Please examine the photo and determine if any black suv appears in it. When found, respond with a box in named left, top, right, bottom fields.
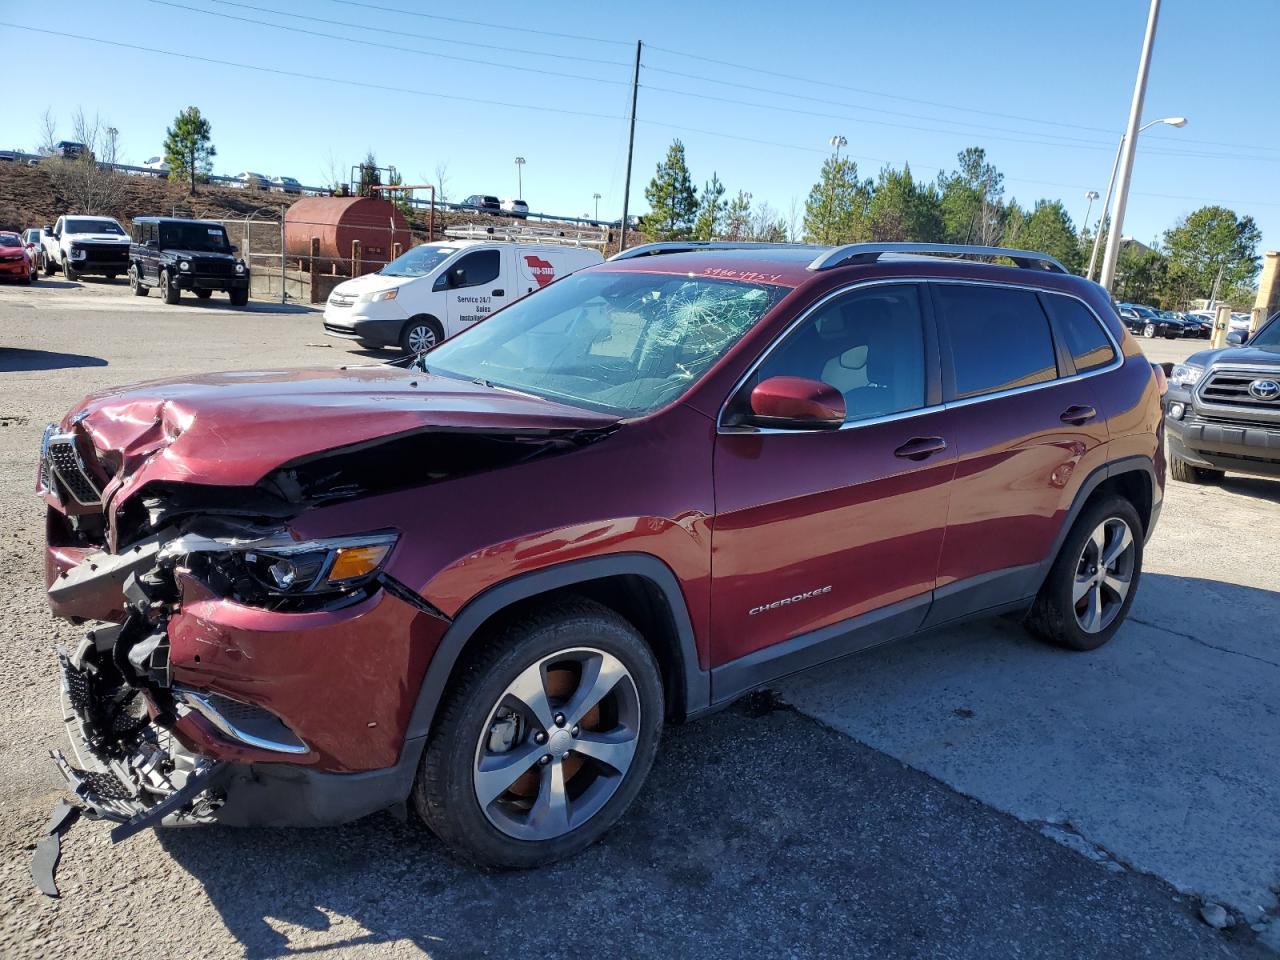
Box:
left=128, top=217, right=251, bottom=306
left=1165, top=311, right=1280, bottom=482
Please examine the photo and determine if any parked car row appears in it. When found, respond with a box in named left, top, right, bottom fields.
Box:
left=459, top=194, right=530, bottom=219
left=1116, top=302, right=1210, bottom=340
left=231, top=171, right=303, bottom=193
left=14, top=214, right=250, bottom=306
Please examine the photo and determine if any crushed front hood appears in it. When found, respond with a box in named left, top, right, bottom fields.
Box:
left=64, top=365, right=619, bottom=506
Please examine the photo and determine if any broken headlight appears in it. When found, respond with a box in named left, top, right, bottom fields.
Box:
left=165, top=531, right=398, bottom=608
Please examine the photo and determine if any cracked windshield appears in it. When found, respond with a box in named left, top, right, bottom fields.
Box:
left=424, top=270, right=785, bottom=414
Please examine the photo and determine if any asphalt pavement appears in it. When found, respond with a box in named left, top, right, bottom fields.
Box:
left=0, top=279, right=1275, bottom=959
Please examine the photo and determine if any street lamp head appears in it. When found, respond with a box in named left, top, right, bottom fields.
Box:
left=514, top=156, right=526, bottom=164
left=1086, top=190, right=1099, bottom=200
left=828, top=135, right=847, bottom=149
left=1160, top=117, right=1187, bottom=128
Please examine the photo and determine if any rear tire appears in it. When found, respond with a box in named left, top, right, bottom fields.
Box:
left=413, top=598, right=663, bottom=869
left=1170, top=455, right=1224, bottom=484
left=160, top=269, right=180, bottom=304
left=1025, top=497, right=1143, bottom=652
left=400, top=316, right=443, bottom=355
left=1143, top=322, right=1156, bottom=338
left=229, top=288, right=249, bottom=307
left=129, top=265, right=148, bottom=296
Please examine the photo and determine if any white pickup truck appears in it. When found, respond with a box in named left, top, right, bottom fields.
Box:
left=40, top=215, right=132, bottom=281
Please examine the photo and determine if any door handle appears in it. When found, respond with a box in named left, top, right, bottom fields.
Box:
left=1060, top=405, right=1097, bottom=425
left=492, top=288, right=504, bottom=296
left=893, top=437, right=947, bottom=461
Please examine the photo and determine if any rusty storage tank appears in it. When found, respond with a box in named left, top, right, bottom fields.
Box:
left=285, top=196, right=411, bottom=276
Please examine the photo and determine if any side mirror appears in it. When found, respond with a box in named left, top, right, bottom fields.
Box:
left=229, top=245, right=239, bottom=254
left=42, top=225, right=53, bottom=234
left=1226, top=330, right=1247, bottom=346
left=749, top=376, right=845, bottom=430
left=144, top=240, right=157, bottom=250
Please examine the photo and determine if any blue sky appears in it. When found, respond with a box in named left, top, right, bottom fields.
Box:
left=2, top=0, right=1277, bottom=253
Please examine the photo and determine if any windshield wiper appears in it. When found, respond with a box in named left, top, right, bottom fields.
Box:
left=470, top=377, right=546, bottom=401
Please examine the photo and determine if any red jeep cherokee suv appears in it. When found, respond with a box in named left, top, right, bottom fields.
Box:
left=41, top=242, right=1164, bottom=868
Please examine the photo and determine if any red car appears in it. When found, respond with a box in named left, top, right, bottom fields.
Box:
left=0, top=231, right=34, bottom=283
left=40, top=241, right=1164, bottom=869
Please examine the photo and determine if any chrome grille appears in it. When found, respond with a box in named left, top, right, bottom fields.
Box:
left=1199, top=369, right=1280, bottom=411
left=44, top=435, right=101, bottom=505
left=328, top=293, right=355, bottom=308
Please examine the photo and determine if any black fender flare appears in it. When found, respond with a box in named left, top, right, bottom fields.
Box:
left=1034, top=454, right=1159, bottom=588
left=402, top=552, right=710, bottom=745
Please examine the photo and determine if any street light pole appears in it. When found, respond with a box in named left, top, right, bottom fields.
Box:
left=1082, top=190, right=1099, bottom=236
left=514, top=156, right=525, bottom=199
left=1087, top=115, right=1184, bottom=282
left=1098, top=0, right=1162, bottom=293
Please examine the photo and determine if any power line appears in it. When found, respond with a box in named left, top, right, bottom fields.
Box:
left=147, top=0, right=627, bottom=86
left=317, top=0, right=630, bottom=46
left=206, top=0, right=629, bottom=68
left=1, top=24, right=627, bottom=122
left=645, top=43, right=1280, bottom=157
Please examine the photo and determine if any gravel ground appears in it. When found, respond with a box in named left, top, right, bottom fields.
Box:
left=0, top=280, right=1268, bottom=959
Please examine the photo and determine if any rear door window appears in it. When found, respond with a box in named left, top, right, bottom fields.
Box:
left=933, top=284, right=1058, bottom=399
left=1041, top=294, right=1117, bottom=374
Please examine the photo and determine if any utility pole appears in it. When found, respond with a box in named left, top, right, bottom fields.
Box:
left=593, top=192, right=601, bottom=221
left=1099, top=0, right=1161, bottom=293
left=618, top=40, right=641, bottom=252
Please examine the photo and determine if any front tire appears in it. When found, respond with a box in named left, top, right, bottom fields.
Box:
left=160, top=269, right=180, bottom=304
left=1170, top=455, right=1224, bottom=484
left=129, top=265, right=149, bottom=296
left=413, top=598, right=663, bottom=869
left=63, top=258, right=79, bottom=282
left=195, top=289, right=213, bottom=299
left=229, top=288, right=249, bottom=307
left=400, top=316, right=443, bottom=355
left=41, top=252, right=55, bottom=276
left=1025, top=497, right=1143, bottom=652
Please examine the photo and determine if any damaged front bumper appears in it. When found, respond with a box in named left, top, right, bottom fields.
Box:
left=44, top=521, right=448, bottom=836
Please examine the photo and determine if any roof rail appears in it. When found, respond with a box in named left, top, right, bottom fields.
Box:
left=608, top=240, right=800, bottom=261
left=807, top=242, right=1068, bottom=274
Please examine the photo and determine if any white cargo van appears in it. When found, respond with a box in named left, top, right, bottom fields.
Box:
left=322, top=239, right=604, bottom=353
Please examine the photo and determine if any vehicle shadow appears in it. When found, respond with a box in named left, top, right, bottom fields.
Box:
left=0, top=348, right=108, bottom=372
left=182, top=299, right=317, bottom=316
left=29, top=279, right=82, bottom=290
left=158, top=696, right=1237, bottom=960
left=1219, top=474, right=1280, bottom=505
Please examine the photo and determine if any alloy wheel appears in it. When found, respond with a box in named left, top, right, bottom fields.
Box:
left=1073, top=517, right=1135, bottom=634
left=473, top=647, right=641, bottom=841
left=406, top=323, right=436, bottom=354
left=1143, top=323, right=1156, bottom=338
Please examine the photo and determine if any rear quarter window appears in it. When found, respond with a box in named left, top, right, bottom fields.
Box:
left=933, top=284, right=1058, bottom=399
left=1042, top=294, right=1117, bottom=373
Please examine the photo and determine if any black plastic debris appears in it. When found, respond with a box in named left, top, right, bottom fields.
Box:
left=32, top=799, right=82, bottom=898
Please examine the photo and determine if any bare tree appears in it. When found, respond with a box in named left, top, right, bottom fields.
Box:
left=787, top=195, right=801, bottom=243
left=46, top=109, right=124, bottom=214
left=321, top=149, right=345, bottom=194
left=37, top=108, right=58, bottom=156
left=433, top=161, right=451, bottom=204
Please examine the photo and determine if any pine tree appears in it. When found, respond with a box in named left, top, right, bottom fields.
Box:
left=643, top=140, right=698, bottom=241
left=867, top=164, right=943, bottom=242
left=803, top=156, right=871, bottom=244
left=163, top=106, right=215, bottom=194
left=693, top=172, right=726, bottom=241
left=724, top=191, right=752, bottom=241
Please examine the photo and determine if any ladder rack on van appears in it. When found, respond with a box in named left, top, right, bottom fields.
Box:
left=444, top=223, right=609, bottom=249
